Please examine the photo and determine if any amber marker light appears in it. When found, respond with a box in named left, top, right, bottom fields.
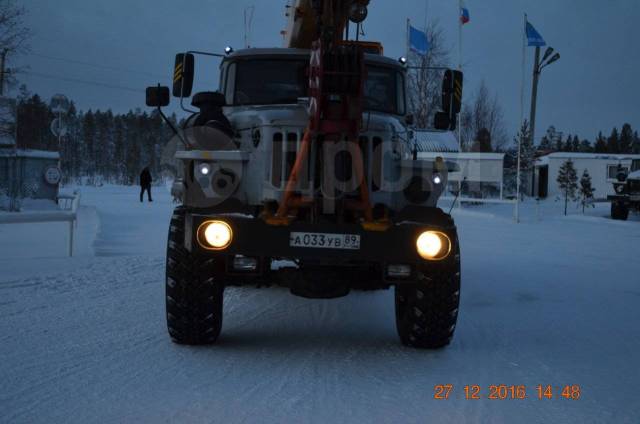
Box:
left=416, top=231, right=451, bottom=261
left=198, top=220, right=233, bottom=250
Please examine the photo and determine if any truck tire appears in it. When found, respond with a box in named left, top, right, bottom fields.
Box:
left=165, top=207, right=224, bottom=345
left=395, top=242, right=461, bottom=349
left=611, top=202, right=629, bottom=220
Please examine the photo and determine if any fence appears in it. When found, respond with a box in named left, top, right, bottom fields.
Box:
left=0, top=192, right=81, bottom=257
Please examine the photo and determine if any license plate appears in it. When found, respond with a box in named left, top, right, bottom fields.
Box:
left=289, top=232, right=361, bottom=250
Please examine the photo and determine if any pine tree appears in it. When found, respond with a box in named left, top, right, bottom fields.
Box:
left=557, top=159, right=578, bottom=215
left=633, top=131, right=640, bottom=154
left=555, top=134, right=564, bottom=152
left=579, top=139, right=592, bottom=152
left=594, top=132, right=607, bottom=153
left=539, top=135, right=553, bottom=151
left=16, top=93, right=56, bottom=150
left=562, top=135, right=577, bottom=152
left=539, top=125, right=557, bottom=151
left=514, top=120, right=535, bottom=197
left=571, top=135, right=580, bottom=152
left=471, top=128, right=492, bottom=152
left=619, top=123, right=633, bottom=154
left=579, top=169, right=595, bottom=213
left=82, top=111, right=96, bottom=183
left=607, top=127, right=620, bottom=153
left=113, top=116, right=127, bottom=184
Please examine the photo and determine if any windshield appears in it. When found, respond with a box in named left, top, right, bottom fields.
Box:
left=364, top=66, right=405, bottom=115
left=229, top=59, right=405, bottom=115
left=233, top=59, right=308, bottom=106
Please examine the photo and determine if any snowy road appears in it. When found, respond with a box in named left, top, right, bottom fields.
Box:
left=1, top=186, right=639, bottom=423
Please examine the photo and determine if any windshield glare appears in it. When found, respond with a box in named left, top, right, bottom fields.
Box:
left=230, top=59, right=405, bottom=115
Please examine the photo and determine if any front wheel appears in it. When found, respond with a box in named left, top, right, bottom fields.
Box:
left=395, top=242, right=461, bottom=349
left=165, top=207, right=224, bottom=345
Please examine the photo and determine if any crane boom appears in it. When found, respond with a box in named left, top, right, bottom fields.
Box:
left=284, top=0, right=370, bottom=48
left=277, top=0, right=374, bottom=220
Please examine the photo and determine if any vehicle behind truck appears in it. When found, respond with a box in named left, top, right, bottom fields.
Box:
left=609, top=159, right=640, bottom=220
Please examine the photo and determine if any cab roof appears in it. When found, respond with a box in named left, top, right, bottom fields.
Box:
left=223, top=47, right=404, bottom=69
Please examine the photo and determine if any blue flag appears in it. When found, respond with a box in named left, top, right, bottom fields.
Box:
left=526, top=21, right=546, bottom=47
left=409, top=25, right=430, bottom=56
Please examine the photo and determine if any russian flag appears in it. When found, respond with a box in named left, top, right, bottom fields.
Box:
left=460, top=2, right=470, bottom=25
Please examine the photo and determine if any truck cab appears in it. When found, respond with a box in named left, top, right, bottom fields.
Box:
left=173, top=48, right=447, bottom=214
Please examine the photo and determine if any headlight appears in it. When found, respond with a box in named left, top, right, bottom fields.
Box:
left=416, top=231, right=452, bottom=261
left=198, top=163, right=211, bottom=176
left=432, top=173, right=442, bottom=185
left=198, top=220, right=233, bottom=250
left=614, top=184, right=625, bottom=194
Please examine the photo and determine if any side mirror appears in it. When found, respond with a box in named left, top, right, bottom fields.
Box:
left=146, top=85, right=170, bottom=107
left=173, top=53, right=195, bottom=98
left=442, top=69, right=463, bottom=115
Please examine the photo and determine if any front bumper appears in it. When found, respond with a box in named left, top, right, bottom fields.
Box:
left=185, top=213, right=457, bottom=265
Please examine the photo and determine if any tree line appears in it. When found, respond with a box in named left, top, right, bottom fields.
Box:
left=538, top=124, right=640, bottom=154
left=16, top=86, right=176, bottom=184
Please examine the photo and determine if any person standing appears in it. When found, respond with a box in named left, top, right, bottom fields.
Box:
left=139, top=167, right=153, bottom=202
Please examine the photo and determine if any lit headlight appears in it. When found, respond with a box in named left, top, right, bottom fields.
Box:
left=416, top=231, right=452, bottom=261
left=198, top=163, right=211, bottom=176
left=198, top=220, right=233, bottom=250
left=432, top=173, right=442, bottom=185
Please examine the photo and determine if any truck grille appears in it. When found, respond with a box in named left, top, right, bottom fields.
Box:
left=271, top=130, right=311, bottom=189
left=628, top=180, right=640, bottom=194
left=270, top=131, right=384, bottom=194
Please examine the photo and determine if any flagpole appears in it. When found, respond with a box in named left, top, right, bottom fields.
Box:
left=458, top=0, right=462, bottom=70
left=424, top=0, right=429, bottom=33
left=406, top=18, right=410, bottom=64
left=516, top=13, right=527, bottom=223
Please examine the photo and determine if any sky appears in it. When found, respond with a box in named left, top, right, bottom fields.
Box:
left=15, top=0, right=640, bottom=144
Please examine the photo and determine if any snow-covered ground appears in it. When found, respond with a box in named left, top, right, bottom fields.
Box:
left=1, top=186, right=639, bottom=423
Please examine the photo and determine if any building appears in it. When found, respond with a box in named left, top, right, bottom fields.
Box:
left=0, top=97, right=61, bottom=211
left=414, top=130, right=506, bottom=198
left=534, top=152, right=640, bottom=199
left=412, top=129, right=459, bottom=153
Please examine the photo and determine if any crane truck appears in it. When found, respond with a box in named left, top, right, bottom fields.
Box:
left=146, top=0, right=464, bottom=348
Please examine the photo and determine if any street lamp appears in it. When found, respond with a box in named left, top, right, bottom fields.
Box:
left=540, top=52, right=560, bottom=71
